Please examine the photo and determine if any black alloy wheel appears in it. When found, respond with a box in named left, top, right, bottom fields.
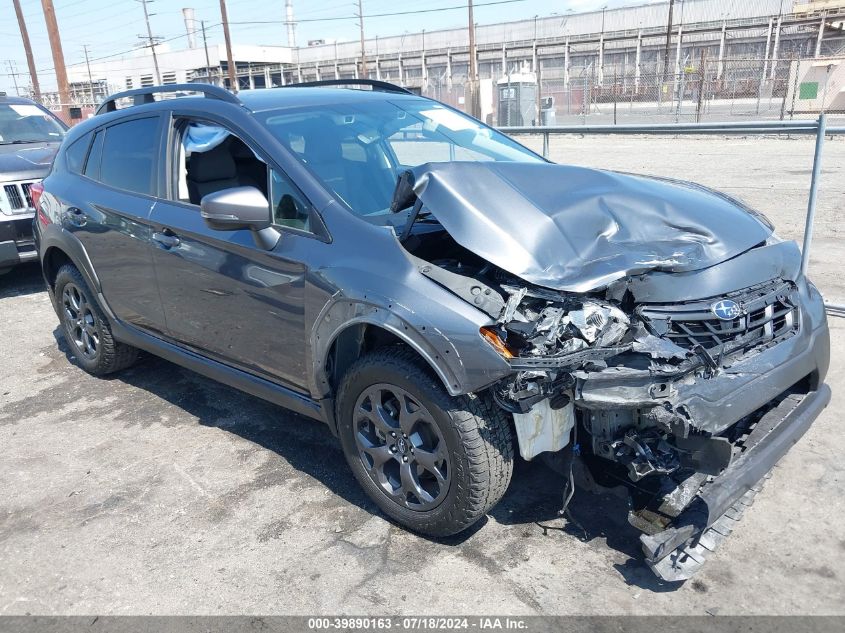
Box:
left=53, top=264, right=138, bottom=375
left=353, top=383, right=450, bottom=511
left=61, top=281, right=100, bottom=361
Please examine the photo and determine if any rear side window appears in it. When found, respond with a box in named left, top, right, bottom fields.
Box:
left=99, top=117, right=159, bottom=196
left=64, top=133, right=92, bottom=174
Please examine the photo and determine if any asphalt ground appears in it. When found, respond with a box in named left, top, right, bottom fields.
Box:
left=1, top=135, right=843, bottom=615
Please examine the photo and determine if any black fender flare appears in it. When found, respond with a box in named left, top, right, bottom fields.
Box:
left=39, top=225, right=115, bottom=321
left=309, top=295, right=466, bottom=401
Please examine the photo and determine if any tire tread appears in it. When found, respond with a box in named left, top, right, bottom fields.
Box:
left=337, top=346, right=513, bottom=536
left=55, top=264, right=138, bottom=375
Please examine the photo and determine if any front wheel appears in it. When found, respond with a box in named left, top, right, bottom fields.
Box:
left=337, top=348, right=514, bottom=537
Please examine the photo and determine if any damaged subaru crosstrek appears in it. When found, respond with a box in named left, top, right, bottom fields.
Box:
left=34, top=82, right=830, bottom=581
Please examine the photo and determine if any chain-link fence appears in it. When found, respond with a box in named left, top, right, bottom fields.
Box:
left=413, top=55, right=845, bottom=126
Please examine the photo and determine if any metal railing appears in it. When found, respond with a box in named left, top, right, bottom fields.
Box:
left=500, top=116, right=845, bottom=316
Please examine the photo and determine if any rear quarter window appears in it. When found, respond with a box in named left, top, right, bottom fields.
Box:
left=64, top=133, right=92, bottom=174
left=84, top=130, right=104, bottom=180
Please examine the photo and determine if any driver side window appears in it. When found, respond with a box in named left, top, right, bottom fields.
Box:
left=173, top=119, right=268, bottom=206
left=172, top=117, right=315, bottom=235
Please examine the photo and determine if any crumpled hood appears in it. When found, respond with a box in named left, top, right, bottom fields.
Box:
left=0, top=143, right=59, bottom=180
left=410, top=162, right=772, bottom=292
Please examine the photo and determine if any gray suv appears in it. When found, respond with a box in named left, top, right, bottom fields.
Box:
left=34, top=82, right=830, bottom=581
left=0, top=93, right=66, bottom=274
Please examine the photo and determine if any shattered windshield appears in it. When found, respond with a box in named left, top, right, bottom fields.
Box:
left=257, top=99, right=542, bottom=216
left=0, top=103, right=65, bottom=144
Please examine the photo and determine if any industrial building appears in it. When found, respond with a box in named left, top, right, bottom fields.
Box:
left=40, top=0, right=845, bottom=123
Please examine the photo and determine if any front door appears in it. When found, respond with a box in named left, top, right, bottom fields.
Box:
left=149, top=117, right=313, bottom=390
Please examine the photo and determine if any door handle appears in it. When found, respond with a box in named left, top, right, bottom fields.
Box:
left=152, top=230, right=181, bottom=249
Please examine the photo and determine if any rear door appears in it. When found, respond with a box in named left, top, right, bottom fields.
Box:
left=148, top=113, right=316, bottom=390
left=62, top=114, right=167, bottom=334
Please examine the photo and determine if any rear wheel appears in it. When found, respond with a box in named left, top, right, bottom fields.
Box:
left=337, top=347, right=514, bottom=537
left=55, top=264, right=138, bottom=375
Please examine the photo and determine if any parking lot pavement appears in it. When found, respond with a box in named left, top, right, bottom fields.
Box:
left=1, top=260, right=843, bottom=616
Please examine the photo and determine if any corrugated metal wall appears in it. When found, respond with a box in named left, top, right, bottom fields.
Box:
left=296, top=0, right=793, bottom=64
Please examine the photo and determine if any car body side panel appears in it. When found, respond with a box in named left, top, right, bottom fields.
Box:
left=302, top=204, right=513, bottom=399
left=64, top=181, right=164, bottom=333
left=149, top=201, right=311, bottom=391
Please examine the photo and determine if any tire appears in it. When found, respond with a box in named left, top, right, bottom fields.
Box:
left=336, top=347, right=514, bottom=537
left=54, top=264, right=138, bottom=375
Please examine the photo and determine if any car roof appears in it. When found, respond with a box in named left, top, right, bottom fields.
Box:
left=0, top=93, right=46, bottom=107
left=238, top=87, right=423, bottom=113
left=64, top=86, right=428, bottom=145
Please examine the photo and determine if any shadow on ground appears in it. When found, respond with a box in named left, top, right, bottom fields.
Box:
left=0, top=263, right=45, bottom=299
left=52, top=326, right=678, bottom=592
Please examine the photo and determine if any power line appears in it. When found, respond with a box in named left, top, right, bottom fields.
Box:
left=28, top=23, right=223, bottom=77
left=230, top=0, right=529, bottom=26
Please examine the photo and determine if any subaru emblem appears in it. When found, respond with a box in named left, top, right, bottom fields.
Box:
left=711, top=299, right=741, bottom=321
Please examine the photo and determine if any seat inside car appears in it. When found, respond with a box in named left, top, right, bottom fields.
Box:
left=186, top=136, right=266, bottom=205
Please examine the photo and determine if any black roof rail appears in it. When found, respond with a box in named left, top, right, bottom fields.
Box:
left=95, top=83, right=241, bottom=115
left=283, top=79, right=413, bottom=95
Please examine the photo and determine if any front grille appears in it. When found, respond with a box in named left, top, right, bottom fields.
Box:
left=2, top=182, right=36, bottom=213
left=20, top=182, right=33, bottom=207
left=4, top=184, right=24, bottom=209
left=638, top=279, right=799, bottom=353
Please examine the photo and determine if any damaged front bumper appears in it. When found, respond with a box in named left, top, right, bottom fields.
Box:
left=496, top=274, right=831, bottom=580
left=641, top=383, right=830, bottom=581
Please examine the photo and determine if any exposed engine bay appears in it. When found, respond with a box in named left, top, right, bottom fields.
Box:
left=392, top=161, right=830, bottom=582
left=406, top=227, right=800, bottom=471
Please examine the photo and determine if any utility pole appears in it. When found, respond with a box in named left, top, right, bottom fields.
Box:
left=13, top=0, right=41, bottom=101
left=82, top=45, right=95, bottom=103
left=40, top=0, right=71, bottom=121
left=467, top=0, right=481, bottom=119
left=357, top=0, right=367, bottom=78
left=662, top=0, right=675, bottom=84
left=5, top=61, right=21, bottom=96
left=137, top=0, right=161, bottom=85
left=219, top=0, right=237, bottom=91
left=201, top=21, right=213, bottom=85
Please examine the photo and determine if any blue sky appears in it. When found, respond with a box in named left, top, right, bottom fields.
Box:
left=1, top=0, right=652, bottom=94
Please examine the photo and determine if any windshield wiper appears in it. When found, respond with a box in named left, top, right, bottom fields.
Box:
left=0, top=140, right=49, bottom=145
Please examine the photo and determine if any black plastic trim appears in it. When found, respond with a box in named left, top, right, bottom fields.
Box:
left=96, top=83, right=241, bottom=115
left=282, top=79, right=413, bottom=95
left=111, top=320, right=327, bottom=424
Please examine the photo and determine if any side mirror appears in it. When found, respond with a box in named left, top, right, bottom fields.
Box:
left=200, top=186, right=272, bottom=231
left=200, top=186, right=280, bottom=250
